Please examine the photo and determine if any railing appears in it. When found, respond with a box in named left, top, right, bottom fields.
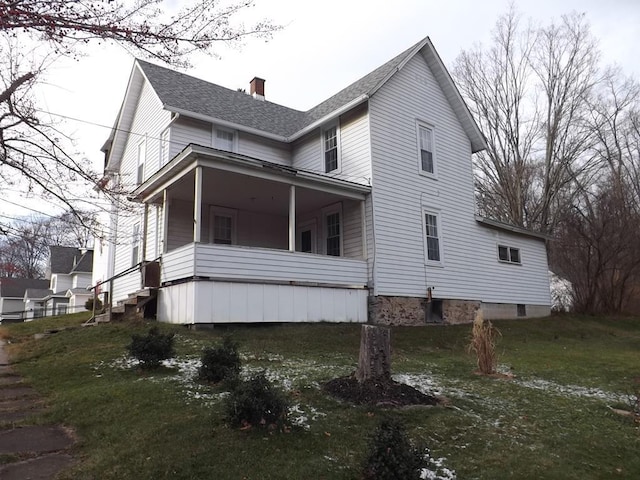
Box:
left=163, top=243, right=368, bottom=287
left=87, top=257, right=161, bottom=322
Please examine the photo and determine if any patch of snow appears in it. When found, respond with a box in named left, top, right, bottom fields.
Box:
left=420, top=449, right=457, bottom=480
left=515, top=378, right=625, bottom=403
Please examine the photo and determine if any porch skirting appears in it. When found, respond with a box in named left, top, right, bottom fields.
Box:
left=157, top=279, right=368, bottom=324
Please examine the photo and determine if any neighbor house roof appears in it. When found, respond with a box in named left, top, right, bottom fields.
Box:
left=24, top=288, right=53, bottom=300
left=106, top=35, right=485, bottom=171
left=49, top=246, right=93, bottom=275
left=0, top=278, right=50, bottom=298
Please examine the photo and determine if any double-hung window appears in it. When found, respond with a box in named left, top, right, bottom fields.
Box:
left=324, top=126, right=338, bottom=173
left=423, top=209, right=443, bottom=265
left=498, top=245, right=521, bottom=264
left=215, top=128, right=235, bottom=152
left=159, top=128, right=170, bottom=166
left=137, top=140, right=146, bottom=184
left=322, top=204, right=342, bottom=256
left=417, top=123, right=435, bottom=175
left=131, top=223, right=140, bottom=266
left=210, top=207, right=237, bottom=245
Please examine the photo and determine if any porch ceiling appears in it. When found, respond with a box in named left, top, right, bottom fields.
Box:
left=168, top=169, right=353, bottom=215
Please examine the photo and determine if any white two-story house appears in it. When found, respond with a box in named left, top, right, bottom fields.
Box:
left=98, top=36, right=551, bottom=326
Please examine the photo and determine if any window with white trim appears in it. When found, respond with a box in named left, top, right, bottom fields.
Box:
left=159, top=128, right=170, bottom=166
left=136, top=140, right=146, bottom=184
left=498, top=245, right=521, bottom=264
left=322, top=204, right=342, bottom=256
left=417, top=123, right=435, bottom=175
left=296, top=220, right=317, bottom=254
left=324, top=125, right=339, bottom=173
left=215, top=128, right=235, bottom=152
left=209, top=207, right=237, bottom=245
left=131, top=223, right=140, bottom=266
left=423, top=210, right=442, bottom=264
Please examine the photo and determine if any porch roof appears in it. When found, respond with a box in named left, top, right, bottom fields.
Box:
left=130, top=143, right=371, bottom=204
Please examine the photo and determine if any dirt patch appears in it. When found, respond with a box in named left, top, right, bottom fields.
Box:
left=0, top=453, right=75, bottom=480
left=323, top=375, right=439, bottom=407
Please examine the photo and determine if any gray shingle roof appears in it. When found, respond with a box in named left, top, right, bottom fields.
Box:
left=70, top=250, right=93, bottom=274
left=0, top=278, right=50, bottom=298
left=49, top=246, right=93, bottom=274
left=25, top=288, right=53, bottom=300
left=136, top=38, right=423, bottom=138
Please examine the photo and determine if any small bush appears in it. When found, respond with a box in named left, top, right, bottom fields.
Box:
left=127, top=326, right=175, bottom=370
left=468, top=310, right=501, bottom=374
left=362, top=418, right=424, bottom=480
left=199, top=337, right=241, bottom=384
left=85, top=296, right=103, bottom=313
left=224, top=372, right=289, bottom=429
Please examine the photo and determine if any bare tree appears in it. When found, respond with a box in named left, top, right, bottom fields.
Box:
left=550, top=68, right=640, bottom=314
left=0, top=0, right=279, bottom=232
left=453, top=8, right=600, bottom=234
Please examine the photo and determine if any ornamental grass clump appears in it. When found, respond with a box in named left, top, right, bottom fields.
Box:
left=127, top=326, right=175, bottom=370
left=198, top=336, right=241, bottom=384
left=362, top=418, right=424, bottom=480
left=468, top=310, right=500, bottom=375
left=224, top=372, right=289, bottom=430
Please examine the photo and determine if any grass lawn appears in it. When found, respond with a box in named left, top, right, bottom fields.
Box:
left=1, top=313, right=639, bottom=479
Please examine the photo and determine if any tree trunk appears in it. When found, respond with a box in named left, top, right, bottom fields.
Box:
left=355, top=325, right=391, bottom=383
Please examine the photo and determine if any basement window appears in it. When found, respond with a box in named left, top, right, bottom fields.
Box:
left=517, top=304, right=526, bottom=317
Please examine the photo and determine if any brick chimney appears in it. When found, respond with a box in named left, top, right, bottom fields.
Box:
left=250, top=77, right=265, bottom=100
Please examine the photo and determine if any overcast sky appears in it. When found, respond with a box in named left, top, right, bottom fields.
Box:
left=5, top=0, right=640, bottom=218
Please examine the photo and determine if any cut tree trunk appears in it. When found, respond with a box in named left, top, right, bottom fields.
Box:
left=355, top=325, right=391, bottom=383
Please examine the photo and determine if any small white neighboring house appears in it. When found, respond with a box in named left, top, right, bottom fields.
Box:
left=42, top=246, right=94, bottom=316
left=0, top=278, right=50, bottom=323
left=97, top=36, right=551, bottom=326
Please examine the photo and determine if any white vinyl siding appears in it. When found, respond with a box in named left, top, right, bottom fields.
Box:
left=238, top=132, right=291, bottom=165
left=369, top=52, right=550, bottom=305
left=170, top=117, right=212, bottom=158
left=292, top=107, right=370, bottom=186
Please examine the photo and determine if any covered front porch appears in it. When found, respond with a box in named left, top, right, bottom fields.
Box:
left=132, top=144, right=371, bottom=323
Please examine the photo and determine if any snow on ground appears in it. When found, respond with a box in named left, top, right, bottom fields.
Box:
left=420, top=449, right=457, bottom=480
left=513, top=378, right=626, bottom=403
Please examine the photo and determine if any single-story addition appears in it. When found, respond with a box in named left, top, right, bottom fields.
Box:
left=0, top=278, right=50, bottom=323
left=97, top=35, right=551, bottom=326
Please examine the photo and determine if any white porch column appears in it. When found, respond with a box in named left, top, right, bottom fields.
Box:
left=194, top=166, right=203, bottom=243
left=162, top=189, right=169, bottom=253
left=361, top=199, right=367, bottom=260
left=289, top=185, right=296, bottom=252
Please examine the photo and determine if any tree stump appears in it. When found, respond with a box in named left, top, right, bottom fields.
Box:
left=355, top=325, right=391, bottom=383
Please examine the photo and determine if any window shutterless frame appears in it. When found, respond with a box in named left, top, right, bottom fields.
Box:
left=322, top=124, right=341, bottom=173
left=416, top=121, right=437, bottom=178
left=422, top=207, right=444, bottom=266
left=497, top=244, right=521, bottom=265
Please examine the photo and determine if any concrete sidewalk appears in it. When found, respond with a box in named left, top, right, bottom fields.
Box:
left=0, top=339, right=75, bottom=479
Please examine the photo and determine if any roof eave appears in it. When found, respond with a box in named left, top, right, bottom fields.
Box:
left=475, top=216, right=549, bottom=241
left=287, top=94, right=370, bottom=142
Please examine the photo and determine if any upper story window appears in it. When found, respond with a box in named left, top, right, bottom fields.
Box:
left=215, top=128, right=236, bottom=152
left=324, top=125, right=339, bottom=173
left=498, top=245, right=521, bottom=264
left=136, top=140, right=146, bottom=184
left=131, top=223, right=141, bottom=266
left=417, top=123, right=436, bottom=176
left=159, top=128, right=170, bottom=166
left=422, top=209, right=443, bottom=265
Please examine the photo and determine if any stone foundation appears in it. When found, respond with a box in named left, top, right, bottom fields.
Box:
left=368, top=296, right=428, bottom=326
left=369, top=296, right=549, bottom=325
left=442, top=299, right=481, bottom=325
left=482, top=303, right=551, bottom=320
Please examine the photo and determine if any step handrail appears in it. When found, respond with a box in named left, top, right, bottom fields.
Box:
left=86, top=256, right=162, bottom=323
